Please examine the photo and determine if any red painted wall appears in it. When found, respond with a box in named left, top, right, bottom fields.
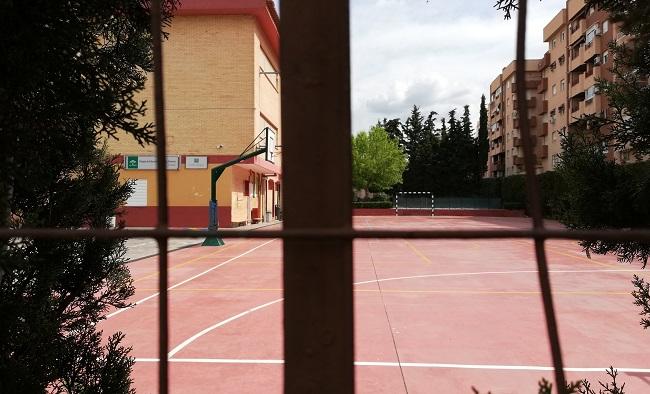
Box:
left=117, top=206, right=233, bottom=228
left=352, top=209, right=525, bottom=217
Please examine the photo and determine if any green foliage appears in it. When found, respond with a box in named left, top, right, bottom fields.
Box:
left=0, top=0, right=178, bottom=391
left=472, top=367, right=625, bottom=394
left=555, top=130, right=650, bottom=267
left=500, top=174, right=527, bottom=208
left=352, top=126, right=407, bottom=193
left=632, top=275, right=650, bottom=329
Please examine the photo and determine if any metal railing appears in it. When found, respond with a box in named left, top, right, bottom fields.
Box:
left=4, top=1, right=650, bottom=393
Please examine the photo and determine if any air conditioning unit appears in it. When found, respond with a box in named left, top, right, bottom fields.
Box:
left=512, top=111, right=519, bottom=119
left=593, top=56, right=601, bottom=65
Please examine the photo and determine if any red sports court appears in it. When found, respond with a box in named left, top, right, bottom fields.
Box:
left=100, top=216, right=650, bottom=393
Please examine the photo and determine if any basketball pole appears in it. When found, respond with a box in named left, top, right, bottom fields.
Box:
left=202, top=129, right=270, bottom=246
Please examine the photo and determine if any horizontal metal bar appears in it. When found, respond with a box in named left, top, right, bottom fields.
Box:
left=2, top=228, right=650, bottom=242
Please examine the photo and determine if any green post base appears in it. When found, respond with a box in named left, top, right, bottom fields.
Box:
left=202, top=236, right=225, bottom=246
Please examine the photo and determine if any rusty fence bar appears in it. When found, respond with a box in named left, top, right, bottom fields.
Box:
left=150, top=0, right=170, bottom=392
left=515, top=0, right=568, bottom=390
left=3, top=228, right=650, bottom=242
left=281, top=0, right=355, bottom=392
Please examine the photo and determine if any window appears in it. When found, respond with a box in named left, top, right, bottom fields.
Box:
left=552, top=39, right=557, bottom=48
left=552, top=84, right=557, bottom=96
left=558, top=55, right=565, bottom=65
left=586, top=25, right=599, bottom=45
left=561, top=31, right=566, bottom=42
left=560, top=79, right=565, bottom=91
left=603, top=20, right=609, bottom=33
left=603, top=50, right=609, bottom=64
left=507, top=81, right=510, bottom=90
left=585, top=85, right=597, bottom=101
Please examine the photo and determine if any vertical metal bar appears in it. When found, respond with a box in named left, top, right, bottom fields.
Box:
left=150, top=1, right=170, bottom=393
left=281, top=0, right=354, bottom=393
left=515, top=1, right=568, bottom=391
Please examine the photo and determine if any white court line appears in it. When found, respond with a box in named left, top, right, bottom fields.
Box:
left=106, top=239, right=276, bottom=318
left=167, top=299, right=283, bottom=357
left=133, top=358, right=650, bottom=373
left=354, top=269, right=643, bottom=286
left=165, top=268, right=643, bottom=357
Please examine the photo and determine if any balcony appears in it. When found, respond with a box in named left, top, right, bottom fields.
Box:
left=538, top=52, right=551, bottom=71
left=514, top=155, right=539, bottom=167
left=513, top=136, right=537, bottom=148
left=583, top=37, right=602, bottom=61
left=584, top=66, right=602, bottom=89
left=537, top=78, right=548, bottom=93
left=569, top=46, right=585, bottom=71
left=527, top=97, right=537, bottom=109
left=538, top=100, right=548, bottom=115
left=569, top=73, right=585, bottom=98
left=569, top=19, right=586, bottom=44
left=540, top=122, right=549, bottom=137
left=538, top=144, right=549, bottom=159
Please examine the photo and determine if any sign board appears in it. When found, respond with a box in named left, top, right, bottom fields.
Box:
left=124, top=155, right=180, bottom=170
left=126, top=179, right=147, bottom=206
left=185, top=156, right=208, bottom=169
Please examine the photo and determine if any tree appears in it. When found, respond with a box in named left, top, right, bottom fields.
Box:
left=378, top=118, right=403, bottom=149
left=0, top=0, right=178, bottom=391
left=352, top=126, right=407, bottom=195
left=478, top=95, right=489, bottom=178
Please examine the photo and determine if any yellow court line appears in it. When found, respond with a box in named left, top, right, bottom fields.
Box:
left=133, top=243, right=237, bottom=283
left=404, top=240, right=433, bottom=264
left=137, top=287, right=628, bottom=296
left=513, top=240, right=617, bottom=268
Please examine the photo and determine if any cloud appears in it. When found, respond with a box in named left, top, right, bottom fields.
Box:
left=350, top=0, right=567, bottom=132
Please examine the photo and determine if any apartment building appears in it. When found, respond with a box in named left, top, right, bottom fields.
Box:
left=107, top=0, right=281, bottom=227
left=488, top=60, right=543, bottom=178
left=488, top=0, right=628, bottom=177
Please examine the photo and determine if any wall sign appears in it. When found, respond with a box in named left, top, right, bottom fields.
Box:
left=185, top=156, right=208, bottom=169
left=124, top=155, right=180, bottom=170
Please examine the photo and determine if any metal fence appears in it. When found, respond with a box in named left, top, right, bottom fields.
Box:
left=434, top=197, right=502, bottom=210
left=3, top=1, right=650, bottom=393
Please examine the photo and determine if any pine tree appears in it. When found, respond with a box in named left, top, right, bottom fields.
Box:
left=0, top=1, right=178, bottom=391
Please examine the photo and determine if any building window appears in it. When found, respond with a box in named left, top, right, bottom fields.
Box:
left=552, top=84, right=557, bottom=96
left=560, top=79, right=565, bottom=91
left=558, top=55, right=565, bottom=65
left=586, top=25, right=599, bottom=46
left=552, top=39, right=557, bottom=48
left=603, top=50, right=609, bottom=64
left=561, top=31, right=566, bottom=42
left=603, top=20, right=609, bottom=33
left=552, top=154, right=561, bottom=168
left=585, top=85, right=597, bottom=101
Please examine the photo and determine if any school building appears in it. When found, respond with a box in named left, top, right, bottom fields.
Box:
left=108, top=0, right=281, bottom=228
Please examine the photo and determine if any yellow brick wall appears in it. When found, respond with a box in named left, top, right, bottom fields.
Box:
left=119, top=166, right=233, bottom=207
left=107, top=15, right=257, bottom=156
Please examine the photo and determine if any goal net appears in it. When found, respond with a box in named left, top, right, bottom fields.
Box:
left=394, top=192, right=434, bottom=216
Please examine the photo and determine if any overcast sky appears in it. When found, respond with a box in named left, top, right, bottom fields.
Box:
left=274, top=0, right=567, bottom=133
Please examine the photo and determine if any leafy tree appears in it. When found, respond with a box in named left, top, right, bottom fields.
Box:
left=478, top=95, right=489, bottom=178
left=0, top=0, right=178, bottom=391
left=352, top=126, right=407, bottom=195
left=378, top=118, right=403, bottom=149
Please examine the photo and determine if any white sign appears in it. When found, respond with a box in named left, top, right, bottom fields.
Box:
left=126, top=179, right=147, bottom=206
left=185, top=156, right=208, bottom=169
left=124, top=155, right=179, bottom=170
